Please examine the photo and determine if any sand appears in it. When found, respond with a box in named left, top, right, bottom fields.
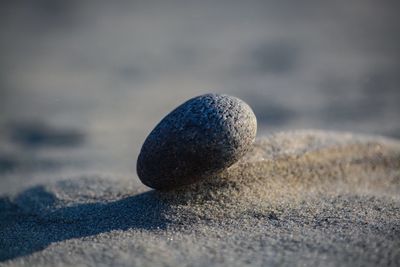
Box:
left=1, top=2, right=400, bottom=266
left=1, top=130, right=399, bottom=266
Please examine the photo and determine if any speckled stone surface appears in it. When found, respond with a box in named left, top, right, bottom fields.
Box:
left=136, top=93, right=257, bottom=189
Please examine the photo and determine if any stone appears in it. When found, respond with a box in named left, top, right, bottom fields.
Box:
left=136, top=93, right=257, bottom=189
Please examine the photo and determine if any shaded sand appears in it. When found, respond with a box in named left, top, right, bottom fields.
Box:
left=1, top=130, right=400, bottom=266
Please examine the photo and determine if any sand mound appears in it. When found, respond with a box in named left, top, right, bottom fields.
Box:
left=157, top=130, right=400, bottom=221
left=5, top=130, right=400, bottom=223
left=1, top=130, right=400, bottom=266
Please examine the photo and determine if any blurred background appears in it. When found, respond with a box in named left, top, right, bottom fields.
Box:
left=0, top=0, right=399, bottom=192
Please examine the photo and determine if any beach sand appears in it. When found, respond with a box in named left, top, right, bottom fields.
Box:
left=1, top=1, right=400, bottom=266
left=1, top=130, right=399, bottom=266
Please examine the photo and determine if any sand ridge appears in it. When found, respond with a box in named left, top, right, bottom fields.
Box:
left=156, top=130, right=400, bottom=221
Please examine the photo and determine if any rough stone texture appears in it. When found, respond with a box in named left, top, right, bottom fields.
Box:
left=137, top=94, right=257, bottom=189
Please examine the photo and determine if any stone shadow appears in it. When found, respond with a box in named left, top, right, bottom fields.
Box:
left=0, top=186, right=170, bottom=262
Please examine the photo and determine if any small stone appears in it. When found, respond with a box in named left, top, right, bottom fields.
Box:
left=137, top=93, right=257, bottom=189
left=268, top=212, right=279, bottom=220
